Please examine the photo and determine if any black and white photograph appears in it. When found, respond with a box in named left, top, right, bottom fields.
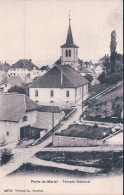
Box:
left=0, top=0, right=123, bottom=194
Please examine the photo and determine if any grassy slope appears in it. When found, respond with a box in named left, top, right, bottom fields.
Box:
left=95, top=83, right=123, bottom=104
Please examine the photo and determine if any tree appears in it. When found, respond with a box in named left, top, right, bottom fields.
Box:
left=110, top=30, right=117, bottom=73
left=84, top=74, right=93, bottom=84
left=103, top=57, right=111, bottom=75
left=98, top=72, right=106, bottom=83
left=8, top=85, right=28, bottom=96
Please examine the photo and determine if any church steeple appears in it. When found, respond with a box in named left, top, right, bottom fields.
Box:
left=66, top=13, right=73, bottom=44
left=60, top=13, right=79, bottom=70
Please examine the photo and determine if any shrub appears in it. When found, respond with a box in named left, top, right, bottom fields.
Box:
left=93, top=124, right=98, bottom=128
left=106, top=73, right=122, bottom=85
left=84, top=74, right=93, bottom=84
left=0, top=149, right=13, bottom=166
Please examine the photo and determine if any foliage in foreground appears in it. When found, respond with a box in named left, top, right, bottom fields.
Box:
left=0, top=148, right=13, bottom=166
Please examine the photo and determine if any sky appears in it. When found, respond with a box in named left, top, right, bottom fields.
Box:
left=0, top=0, right=123, bottom=67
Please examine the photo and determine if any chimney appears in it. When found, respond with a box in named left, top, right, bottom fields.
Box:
left=61, top=68, right=63, bottom=86
left=5, top=61, right=6, bottom=64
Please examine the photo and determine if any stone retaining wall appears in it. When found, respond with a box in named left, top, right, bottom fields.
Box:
left=53, top=135, right=103, bottom=147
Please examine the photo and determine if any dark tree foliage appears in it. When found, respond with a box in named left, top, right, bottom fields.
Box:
left=98, top=72, right=106, bottom=83
left=110, top=30, right=117, bottom=73
left=84, top=74, right=93, bottom=84
left=8, top=85, right=28, bottom=96
left=103, top=58, right=111, bottom=75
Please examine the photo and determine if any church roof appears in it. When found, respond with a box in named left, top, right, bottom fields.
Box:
left=29, top=65, right=88, bottom=89
left=61, top=20, right=79, bottom=48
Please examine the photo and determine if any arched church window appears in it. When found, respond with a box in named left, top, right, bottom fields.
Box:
left=35, top=90, right=38, bottom=97
left=66, top=50, right=68, bottom=57
left=66, top=90, right=69, bottom=97
left=50, top=90, right=54, bottom=97
left=69, top=50, right=71, bottom=57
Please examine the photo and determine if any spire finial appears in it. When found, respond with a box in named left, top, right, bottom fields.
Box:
left=69, top=11, right=71, bottom=23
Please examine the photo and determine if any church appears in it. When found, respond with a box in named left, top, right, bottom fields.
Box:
left=29, top=17, right=89, bottom=107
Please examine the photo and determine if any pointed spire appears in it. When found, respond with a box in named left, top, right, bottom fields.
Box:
left=66, top=11, right=73, bottom=44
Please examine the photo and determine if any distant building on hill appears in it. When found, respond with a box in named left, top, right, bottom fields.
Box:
left=8, top=59, right=42, bottom=79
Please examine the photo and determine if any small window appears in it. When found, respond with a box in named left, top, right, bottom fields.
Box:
left=69, top=50, right=71, bottom=57
left=66, top=90, right=69, bottom=97
left=35, top=90, right=38, bottom=97
left=5, top=84, right=7, bottom=87
left=22, top=116, right=28, bottom=122
left=66, top=50, right=68, bottom=57
left=50, top=90, right=54, bottom=97
left=35, top=100, right=39, bottom=103
left=7, top=132, right=9, bottom=136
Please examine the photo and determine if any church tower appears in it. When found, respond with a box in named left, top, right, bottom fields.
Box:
left=60, top=14, right=79, bottom=70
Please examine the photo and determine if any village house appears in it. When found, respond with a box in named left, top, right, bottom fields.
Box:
left=94, top=63, right=106, bottom=77
left=0, top=75, right=23, bottom=93
left=98, top=54, right=109, bottom=64
left=8, top=59, right=42, bottom=80
left=29, top=65, right=88, bottom=107
left=0, top=94, right=65, bottom=145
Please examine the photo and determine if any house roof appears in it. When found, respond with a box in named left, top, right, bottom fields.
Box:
left=78, top=66, right=90, bottom=73
left=0, top=73, right=6, bottom=82
left=37, top=105, right=61, bottom=113
left=98, top=54, right=109, bottom=62
left=0, top=94, right=39, bottom=122
left=94, top=63, right=106, bottom=70
left=29, top=65, right=88, bottom=89
left=40, top=65, right=50, bottom=71
left=54, top=58, right=61, bottom=65
left=0, top=62, right=11, bottom=72
left=10, top=59, right=39, bottom=71
left=0, top=76, right=24, bottom=87
left=54, top=58, right=82, bottom=66
left=60, top=20, right=79, bottom=48
left=31, top=112, right=59, bottom=130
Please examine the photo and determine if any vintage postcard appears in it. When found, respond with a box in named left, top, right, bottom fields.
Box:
left=0, top=0, right=123, bottom=194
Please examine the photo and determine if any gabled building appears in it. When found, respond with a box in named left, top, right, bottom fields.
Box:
left=0, top=94, right=39, bottom=144
left=98, top=54, right=109, bottom=64
left=8, top=59, right=41, bottom=79
left=0, top=61, right=11, bottom=73
left=29, top=65, right=89, bottom=107
left=0, top=75, right=24, bottom=93
left=0, top=94, right=65, bottom=145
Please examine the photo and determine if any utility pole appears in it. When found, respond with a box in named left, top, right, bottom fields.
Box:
left=52, top=111, right=54, bottom=146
